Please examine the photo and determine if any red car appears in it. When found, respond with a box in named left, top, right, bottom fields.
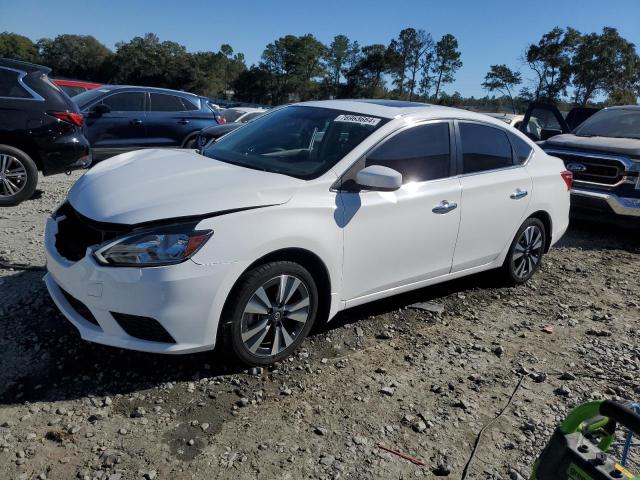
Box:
left=52, top=79, right=102, bottom=97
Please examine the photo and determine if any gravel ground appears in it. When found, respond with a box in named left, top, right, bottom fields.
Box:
left=0, top=172, right=639, bottom=480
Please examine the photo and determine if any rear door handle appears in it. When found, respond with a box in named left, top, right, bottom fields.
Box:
left=432, top=200, right=458, bottom=214
left=178, top=119, right=190, bottom=125
left=130, top=119, right=143, bottom=125
left=510, top=189, right=528, bottom=200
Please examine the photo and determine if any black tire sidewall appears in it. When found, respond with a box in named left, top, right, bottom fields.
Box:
left=227, top=261, right=318, bottom=366
left=0, top=145, right=38, bottom=207
left=504, top=217, right=546, bottom=285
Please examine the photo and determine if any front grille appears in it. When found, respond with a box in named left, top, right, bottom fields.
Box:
left=111, top=312, right=176, bottom=343
left=54, top=203, right=130, bottom=262
left=549, top=151, right=627, bottom=186
left=60, top=288, right=100, bottom=327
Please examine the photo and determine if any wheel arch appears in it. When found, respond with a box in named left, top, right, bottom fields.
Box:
left=528, top=210, right=553, bottom=253
left=181, top=131, right=201, bottom=148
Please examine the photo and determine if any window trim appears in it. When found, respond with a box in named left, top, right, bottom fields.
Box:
left=454, top=119, right=530, bottom=177
left=333, top=119, right=457, bottom=191
left=0, top=67, right=44, bottom=101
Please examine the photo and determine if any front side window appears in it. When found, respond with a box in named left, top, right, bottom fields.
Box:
left=101, top=92, right=145, bottom=112
left=149, top=93, right=190, bottom=112
left=460, top=123, right=513, bottom=174
left=203, top=106, right=388, bottom=179
left=365, top=122, right=451, bottom=184
left=0, top=68, right=31, bottom=99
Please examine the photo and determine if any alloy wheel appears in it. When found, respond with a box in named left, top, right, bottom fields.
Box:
left=0, top=154, right=28, bottom=198
left=240, top=274, right=311, bottom=358
left=512, top=225, right=543, bottom=279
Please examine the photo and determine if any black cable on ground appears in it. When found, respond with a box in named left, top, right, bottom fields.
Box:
left=461, top=375, right=526, bottom=479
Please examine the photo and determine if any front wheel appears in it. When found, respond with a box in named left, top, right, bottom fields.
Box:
left=502, top=217, right=546, bottom=285
left=225, top=261, right=318, bottom=366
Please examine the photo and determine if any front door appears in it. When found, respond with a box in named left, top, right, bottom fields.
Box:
left=340, top=121, right=462, bottom=302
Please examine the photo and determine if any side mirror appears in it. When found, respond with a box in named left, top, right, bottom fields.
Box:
left=91, top=104, right=111, bottom=116
left=355, top=165, right=402, bottom=191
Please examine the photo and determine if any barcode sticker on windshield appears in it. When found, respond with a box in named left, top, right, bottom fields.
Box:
left=334, top=114, right=381, bottom=126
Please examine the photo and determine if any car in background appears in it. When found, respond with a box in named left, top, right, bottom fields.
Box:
left=52, top=78, right=102, bottom=97
left=44, top=99, right=570, bottom=365
left=485, top=112, right=543, bottom=138
left=0, top=58, right=90, bottom=206
left=195, top=122, right=242, bottom=151
left=519, top=103, right=640, bottom=222
left=73, top=85, right=226, bottom=162
left=222, top=106, right=266, bottom=123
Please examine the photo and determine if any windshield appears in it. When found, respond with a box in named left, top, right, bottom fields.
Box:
left=574, top=109, right=640, bottom=139
left=203, top=105, right=388, bottom=179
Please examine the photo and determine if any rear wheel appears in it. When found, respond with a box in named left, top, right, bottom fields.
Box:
left=502, top=217, right=546, bottom=285
left=0, top=146, right=38, bottom=207
left=225, top=261, right=318, bottom=366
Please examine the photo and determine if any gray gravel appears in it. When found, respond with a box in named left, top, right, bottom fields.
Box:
left=1, top=171, right=639, bottom=479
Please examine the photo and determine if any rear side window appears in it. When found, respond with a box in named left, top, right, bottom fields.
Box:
left=366, top=122, right=451, bottom=184
left=460, top=123, right=513, bottom=174
left=509, top=133, right=533, bottom=164
left=150, top=93, right=190, bottom=112
left=0, top=68, right=31, bottom=99
left=101, top=92, right=144, bottom=111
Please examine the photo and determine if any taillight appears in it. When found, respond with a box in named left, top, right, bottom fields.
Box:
left=560, top=170, right=573, bottom=191
left=49, top=111, right=84, bottom=126
left=218, top=116, right=226, bottom=124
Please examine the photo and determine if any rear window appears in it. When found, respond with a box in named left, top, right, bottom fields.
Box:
left=149, top=93, right=198, bottom=112
left=509, top=133, right=533, bottom=164
left=460, top=123, right=513, bottom=174
left=0, top=68, right=31, bottom=99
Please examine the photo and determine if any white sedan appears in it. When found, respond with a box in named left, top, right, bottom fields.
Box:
left=44, top=100, right=572, bottom=365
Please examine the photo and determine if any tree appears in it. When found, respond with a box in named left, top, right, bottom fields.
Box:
left=0, top=32, right=40, bottom=62
left=525, top=27, right=580, bottom=102
left=111, top=33, right=196, bottom=89
left=386, top=28, right=419, bottom=97
left=482, top=64, right=522, bottom=113
left=37, top=34, right=112, bottom=81
left=232, top=66, right=271, bottom=103
left=406, top=30, right=433, bottom=101
left=344, top=44, right=388, bottom=98
left=432, top=34, right=462, bottom=99
left=323, top=35, right=359, bottom=97
left=607, top=88, right=638, bottom=106
left=572, top=27, right=640, bottom=105
left=418, top=44, right=437, bottom=101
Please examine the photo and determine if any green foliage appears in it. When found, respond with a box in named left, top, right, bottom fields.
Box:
left=38, top=34, right=112, bottom=81
left=433, top=34, right=462, bottom=100
left=0, top=32, right=40, bottom=63
left=323, top=35, right=360, bottom=97
left=482, top=64, right=522, bottom=113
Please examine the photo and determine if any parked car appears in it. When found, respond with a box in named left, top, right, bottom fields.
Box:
left=222, top=107, right=266, bottom=123
left=0, top=58, right=91, bottom=206
left=195, top=122, right=243, bottom=150
left=519, top=103, right=640, bottom=221
left=73, top=86, right=226, bottom=162
left=52, top=78, right=102, bottom=97
left=44, top=99, right=571, bottom=365
left=485, top=112, right=543, bottom=138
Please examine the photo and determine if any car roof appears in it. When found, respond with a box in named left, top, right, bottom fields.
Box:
left=298, top=99, right=514, bottom=126
left=0, top=57, right=51, bottom=74
left=95, top=84, right=200, bottom=97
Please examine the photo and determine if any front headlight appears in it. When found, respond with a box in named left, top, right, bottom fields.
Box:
left=94, top=223, right=213, bottom=267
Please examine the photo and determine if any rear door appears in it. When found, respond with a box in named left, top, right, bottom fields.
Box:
left=519, top=102, right=569, bottom=141
left=452, top=121, right=532, bottom=272
left=145, top=93, right=201, bottom=146
left=85, top=91, right=147, bottom=152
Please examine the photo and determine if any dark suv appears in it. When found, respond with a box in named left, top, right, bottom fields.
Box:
left=0, top=58, right=91, bottom=206
left=519, top=103, right=640, bottom=222
left=73, top=86, right=226, bottom=162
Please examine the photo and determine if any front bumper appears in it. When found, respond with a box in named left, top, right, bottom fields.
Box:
left=44, top=217, right=238, bottom=354
left=571, top=189, right=640, bottom=218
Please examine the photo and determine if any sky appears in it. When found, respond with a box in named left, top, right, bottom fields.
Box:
left=2, top=0, right=639, bottom=97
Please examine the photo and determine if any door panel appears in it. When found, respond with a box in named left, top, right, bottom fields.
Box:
left=453, top=168, right=532, bottom=271
left=519, top=102, right=569, bottom=142
left=340, top=178, right=462, bottom=301
left=85, top=91, right=147, bottom=149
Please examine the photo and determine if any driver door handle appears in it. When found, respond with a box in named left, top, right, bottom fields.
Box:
left=510, top=189, right=528, bottom=200
left=177, top=119, right=190, bottom=125
left=130, top=119, right=143, bottom=125
left=432, top=200, right=458, bottom=214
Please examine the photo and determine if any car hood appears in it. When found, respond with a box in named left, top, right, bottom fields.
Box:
left=68, top=149, right=303, bottom=225
left=542, top=134, right=640, bottom=158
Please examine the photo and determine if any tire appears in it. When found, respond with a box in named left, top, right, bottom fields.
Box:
left=0, top=145, right=38, bottom=207
left=502, top=217, right=547, bottom=285
left=224, top=261, right=318, bottom=366
left=183, top=136, right=198, bottom=149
